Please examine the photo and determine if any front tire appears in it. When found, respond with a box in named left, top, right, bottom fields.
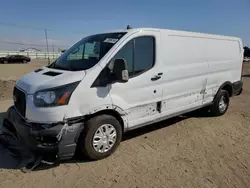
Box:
left=78, top=115, right=122, bottom=160
left=210, top=90, right=230, bottom=116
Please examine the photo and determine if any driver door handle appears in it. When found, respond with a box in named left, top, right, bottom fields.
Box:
left=151, top=75, right=162, bottom=81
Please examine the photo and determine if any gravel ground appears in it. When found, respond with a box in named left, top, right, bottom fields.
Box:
left=0, top=61, right=249, bottom=188
left=0, top=60, right=50, bottom=101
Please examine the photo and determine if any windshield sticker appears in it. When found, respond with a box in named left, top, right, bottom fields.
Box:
left=104, top=38, right=119, bottom=43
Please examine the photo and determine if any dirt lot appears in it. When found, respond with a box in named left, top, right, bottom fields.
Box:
left=0, top=61, right=250, bottom=188
left=0, top=60, right=50, bottom=101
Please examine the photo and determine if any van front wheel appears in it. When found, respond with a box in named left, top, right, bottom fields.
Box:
left=210, top=90, right=230, bottom=116
left=78, top=115, right=122, bottom=160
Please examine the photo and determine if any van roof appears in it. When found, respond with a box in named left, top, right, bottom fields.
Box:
left=105, top=27, right=241, bottom=41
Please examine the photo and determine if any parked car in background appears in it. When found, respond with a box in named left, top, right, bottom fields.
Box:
left=0, top=55, right=31, bottom=64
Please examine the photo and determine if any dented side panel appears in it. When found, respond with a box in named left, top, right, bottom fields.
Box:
left=124, top=103, right=160, bottom=127
left=84, top=104, right=129, bottom=129
left=161, top=90, right=202, bottom=114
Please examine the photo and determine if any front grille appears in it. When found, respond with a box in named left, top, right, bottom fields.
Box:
left=13, top=87, right=26, bottom=118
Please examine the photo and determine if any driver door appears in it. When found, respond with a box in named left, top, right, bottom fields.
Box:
left=108, top=31, right=163, bottom=129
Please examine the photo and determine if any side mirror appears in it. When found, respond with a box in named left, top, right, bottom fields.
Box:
left=112, top=58, right=129, bottom=82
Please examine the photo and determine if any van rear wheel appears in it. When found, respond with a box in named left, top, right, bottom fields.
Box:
left=78, top=115, right=122, bottom=160
left=210, top=90, right=230, bottom=116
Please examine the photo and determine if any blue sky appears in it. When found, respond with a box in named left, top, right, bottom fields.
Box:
left=0, top=0, right=249, bottom=51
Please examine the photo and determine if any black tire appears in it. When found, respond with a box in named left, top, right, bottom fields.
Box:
left=77, top=115, right=122, bottom=160
left=23, top=60, right=27, bottom=64
left=3, top=60, right=8, bottom=64
left=210, top=90, right=230, bottom=116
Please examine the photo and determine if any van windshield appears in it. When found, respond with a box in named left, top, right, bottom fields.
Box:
left=48, top=32, right=126, bottom=71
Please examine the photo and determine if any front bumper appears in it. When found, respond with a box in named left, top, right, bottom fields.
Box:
left=3, top=106, right=84, bottom=160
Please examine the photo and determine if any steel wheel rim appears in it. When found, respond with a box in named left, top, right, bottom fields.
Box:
left=92, top=124, right=117, bottom=153
left=219, top=96, right=227, bottom=112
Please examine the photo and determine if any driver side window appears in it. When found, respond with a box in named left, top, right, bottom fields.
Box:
left=110, top=36, right=155, bottom=77
left=111, top=40, right=133, bottom=76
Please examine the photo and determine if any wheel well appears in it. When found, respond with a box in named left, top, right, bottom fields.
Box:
left=85, top=110, right=125, bottom=132
left=213, top=82, right=233, bottom=103
left=221, top=84, right=233, bottom=97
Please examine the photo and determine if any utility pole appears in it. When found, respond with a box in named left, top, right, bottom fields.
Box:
left=52, top=45, right=55, bottom=59
left=45, top=29, right=50, bottom=65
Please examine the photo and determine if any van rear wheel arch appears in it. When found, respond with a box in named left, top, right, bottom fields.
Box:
left=210, top=89, right=230, bottom=116
left=213, top=82, right=233, bottom=103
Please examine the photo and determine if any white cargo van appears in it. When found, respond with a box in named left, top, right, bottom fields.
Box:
left=3, top=27, right=243, bottom=161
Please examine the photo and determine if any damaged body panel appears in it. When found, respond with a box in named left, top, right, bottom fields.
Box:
left=3, top=106, right=84, bottom=161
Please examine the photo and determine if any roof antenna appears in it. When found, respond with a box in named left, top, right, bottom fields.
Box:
left=127, top=25, right=132, bottom=29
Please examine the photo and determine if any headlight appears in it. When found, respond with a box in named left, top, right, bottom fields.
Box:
left=34, top=81, right=80, bottom=107
left=36, top=91, right=56, bottom=104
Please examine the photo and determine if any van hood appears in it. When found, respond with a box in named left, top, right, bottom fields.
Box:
left=16, top=67, right=86, bottom=94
